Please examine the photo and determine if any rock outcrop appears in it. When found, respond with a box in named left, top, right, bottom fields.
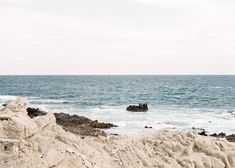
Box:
left=54, top=113, right=117, bottom=136
left=126, top=103, right=148, bottom=112
left=144, top=126, right=152, bottom=129
left=210, top=132, right=235, bottom=143
left=27, top=107, right=47, bottom=118
left=211, top=132, right=227, bottom=138
left=3, top=97, right=29, bottom=112
left=226, top=134, right=235, bottom=143
left=26, top=108, right=117, bottom=136
left=1, top=98, right=235, bottom=168
left=194, top=128, right=235, bottom=143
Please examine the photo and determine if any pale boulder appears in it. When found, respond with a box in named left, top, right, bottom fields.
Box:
left=5, top=97, right=29, bottom=112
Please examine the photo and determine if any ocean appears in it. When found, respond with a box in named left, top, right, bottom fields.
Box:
left=0, top=75, right=235, bottom=135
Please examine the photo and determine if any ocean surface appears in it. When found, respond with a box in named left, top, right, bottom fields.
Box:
left=0, top=75, right=235, bottom=135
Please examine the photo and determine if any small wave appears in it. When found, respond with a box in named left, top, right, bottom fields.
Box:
left=227, top=109, right=234, bottom=113
left=90, top=106, right=125, bottom=113
left=0, top=95, right=17, bottom=101
left=209, top=86, right=224, bottom=89
left=29, top=99, right=79, bottom=105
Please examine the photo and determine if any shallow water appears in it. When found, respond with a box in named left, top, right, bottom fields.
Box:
left=0, top=75, right=235, bottom=134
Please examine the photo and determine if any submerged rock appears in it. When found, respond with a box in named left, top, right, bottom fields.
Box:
left=144, top=126, right=152, bottom=129
left=228, top=110, right=234, bottom=113
left=126, top=103, right=148, bottom=112
left=54, top=113, right=117, bottom=136
left=27, top=107, right=47, bottom=118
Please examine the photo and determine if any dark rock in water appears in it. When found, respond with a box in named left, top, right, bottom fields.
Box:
left=218, top=132, right=226, bottom=138
left=192, top=127, right=205, bottom=132
left=227, top=110, right=235, bottom=117
left=227, top=110, right=234, bottom=113
left=144, top=126, right=152, bottom=129
left=110, top=133, right=118, bottom=136
left=26, top=107, right=117, bottom=137
left=54, top=113, right=117, bottom=129
left=210, top=132, right=226, bottom=138
left=2, top=104, right=7, bottom=107
left=62, top=101, right=70, bottom=104
left=226, top=134, right=235, bottom=143
left=198, top=131, right=207, bottom=136
left=90, top=120, right=117, bottom=129
left=27, top=107, right=47, bottom=118
left=126, top=103, right=148, bottom=112
left=210, top=132, right=235, bottom=143
left=210, top=133, right=217, bottom=137
left=54, top=113, right=91, bottom=125
left=54, top=113, right=117, bottom=137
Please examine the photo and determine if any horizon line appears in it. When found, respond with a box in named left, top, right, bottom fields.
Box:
left=0, top=74, right=235, bottom=76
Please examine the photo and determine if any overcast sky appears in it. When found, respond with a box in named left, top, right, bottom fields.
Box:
left=0, top=0, right=235, bottom=75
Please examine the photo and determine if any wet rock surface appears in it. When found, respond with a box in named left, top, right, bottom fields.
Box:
left=144, top=126, right=152, bottom=129
left=226, top=134, right=235, bottom=143
left=126, top=103, right=148, bottom=112
left=25, top=107, right=117, bottom=136
left=213, top=133, right=235, bottom=143
left=210, top=132, right=226, bottom=138
left=198, top=131, right=207, bottom=136
left=196, top=130, right=235, bottom=143
left=27, top=107, right=47, bottom=118
left=54, top=113, right=117, bottom=136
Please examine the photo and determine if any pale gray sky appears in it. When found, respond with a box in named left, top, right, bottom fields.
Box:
left=0, top=0, right=235, bottom=75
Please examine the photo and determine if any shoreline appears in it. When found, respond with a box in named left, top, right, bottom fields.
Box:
left=1, top=91, right=235, bottom=136
left=1, top=97, right=235, bottom=168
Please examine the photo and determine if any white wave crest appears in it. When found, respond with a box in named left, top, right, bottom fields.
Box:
left=0, top=95, right=17, bottom=101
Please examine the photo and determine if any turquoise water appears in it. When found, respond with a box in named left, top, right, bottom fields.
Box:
left=0, top=75, right=235, bottom=134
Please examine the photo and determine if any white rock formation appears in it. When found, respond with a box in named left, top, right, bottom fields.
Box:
left=5, top=97, right=29, bottom=113
left=0, top=97, right=235, bottom=168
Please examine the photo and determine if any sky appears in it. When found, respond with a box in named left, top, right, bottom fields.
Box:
left=0, top=0, right=235, bottom=75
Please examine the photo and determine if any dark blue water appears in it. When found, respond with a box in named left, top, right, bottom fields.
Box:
left=0, top=75, right=235, bottom=134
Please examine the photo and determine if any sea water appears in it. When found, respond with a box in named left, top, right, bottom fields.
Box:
left=0, top=75, right=234, bottom=135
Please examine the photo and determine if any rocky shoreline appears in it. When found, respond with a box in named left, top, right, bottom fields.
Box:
left=27, top=107, right=117, bottom=136
left=192, top=127, right=235, bottom=143
left=0, top=97, right=235, bottom=168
